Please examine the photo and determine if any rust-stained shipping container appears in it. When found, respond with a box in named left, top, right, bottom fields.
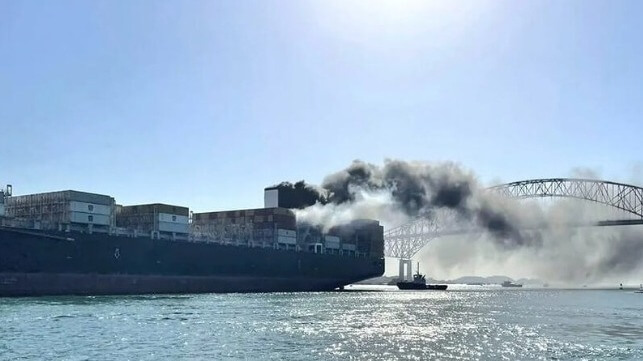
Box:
left=5, top=190, right=115, bottom=233
left=191, top=207, right=296, bottom=247
left=115, top=203, right=189, bottom=240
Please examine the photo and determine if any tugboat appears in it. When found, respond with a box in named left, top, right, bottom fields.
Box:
left=501, top=280, right=523, bottom=288
left=396, top=263, right=448, bottom=290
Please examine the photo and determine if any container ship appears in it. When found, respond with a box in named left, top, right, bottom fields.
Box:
left=0, top=184, right=384, bottom=296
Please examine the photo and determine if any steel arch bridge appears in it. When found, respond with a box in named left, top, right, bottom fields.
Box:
left=384, top=178, right=643, bottom=259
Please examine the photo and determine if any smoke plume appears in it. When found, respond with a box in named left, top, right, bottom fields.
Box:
left=278, top=159, right=643, bottom=285
left=290, top=159, right=530, bottom=245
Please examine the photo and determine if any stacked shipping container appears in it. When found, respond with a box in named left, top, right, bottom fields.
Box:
left=4, top=190, right=114, bottom=233
left=191, top=207, right=297, bottom=248
left=328, top=220, right=384, bottom=258
left=2, top=187, right=383, bottom=259
left=115, top=203, right=189, bottom=240
left=260, top=186, right=382, bottom=257
left=294, top=220, right=383, bottom=257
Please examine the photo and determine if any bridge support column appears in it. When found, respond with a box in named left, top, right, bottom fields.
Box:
left=398, top=258, right=413, bottom=281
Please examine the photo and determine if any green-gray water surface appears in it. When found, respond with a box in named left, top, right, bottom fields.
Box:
left=1, top=286, right=642, bottom=360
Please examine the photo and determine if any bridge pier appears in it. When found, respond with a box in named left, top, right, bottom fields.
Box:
left=398, top=258, right=413, bottom=281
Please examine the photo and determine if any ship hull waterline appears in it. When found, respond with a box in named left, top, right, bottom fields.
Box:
left=396, top=282, right=448, bottom=291
left=0, top=273, right=361, bottom=297
left=0, top=227, right=384, bottom=297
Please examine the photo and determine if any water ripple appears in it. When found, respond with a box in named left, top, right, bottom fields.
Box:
left=0, top=288, right=641, bottom=360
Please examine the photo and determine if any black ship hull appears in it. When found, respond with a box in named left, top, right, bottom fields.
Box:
left=427, top=284, right=448, bottom=290
left=0, top=273, right=360, bottom=296
left=396, top=282, right=448, bottom=290
left=396, top=282, right=427, bottom=290
left=0, top=227, right=384, bottom=296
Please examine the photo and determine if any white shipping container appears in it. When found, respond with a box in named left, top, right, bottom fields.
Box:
left=325, top=242, right=340, bottom=249
left=158, top=213, right=189, bottom=224
left=277, top=235, right=297, bottom=245
left=324, top=235, right=340, bottom=245
left=342, top=244, right=356, bottom=251
left=70, top=211, right=110, bottom=225
left=69, top=201, right=112, bottom=215
left=158, top=221, right=189, bottom=233
left=264, top=189, right=279, bottom=208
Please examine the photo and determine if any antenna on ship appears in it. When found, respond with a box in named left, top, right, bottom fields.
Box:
left=0, top=184, right=10, bottom=200
left=0, top=184, right=9, bottom=220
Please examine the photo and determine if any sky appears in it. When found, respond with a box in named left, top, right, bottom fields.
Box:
left=1, top=0, right=642, bottom=212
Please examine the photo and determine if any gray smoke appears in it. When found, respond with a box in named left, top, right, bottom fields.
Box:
left=320, top=160, right=475, bottom=215
left=421, top=221, right=643, bottom=286
left=418, top=192, right=643, bottom=286
left=598, top=228, right=643, bottom=275
left=295, top=159, right=531, bottom=245
left=283, top=159, right=642, bottom=285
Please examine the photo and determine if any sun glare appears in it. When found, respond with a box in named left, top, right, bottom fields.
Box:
left=311, top=0, right=467, bottom=41
left=341, top=0, right=439, bottom=21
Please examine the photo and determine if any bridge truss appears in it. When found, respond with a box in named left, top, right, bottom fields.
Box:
left=384, top=178, right=643, bottom=258
left=488, top=178, right=643, bottom=219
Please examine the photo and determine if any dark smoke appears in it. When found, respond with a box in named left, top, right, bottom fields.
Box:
left=320, top=160, right=477, bottom=216
left=322, top=160, right=381, bottom=204
left=281, top=159, right=642, bottom=283
left=323, top=160, right=525, bottom=243
left=269, top=181, right=327, bottom=209
left=280, top=159, right=527, bottom=245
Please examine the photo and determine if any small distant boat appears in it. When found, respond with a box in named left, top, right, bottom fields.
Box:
left=396, top=263, right=448, bottom=290
left=501, top=280, right=523, bottom=288
left=635, top=284, right=643, bottom=294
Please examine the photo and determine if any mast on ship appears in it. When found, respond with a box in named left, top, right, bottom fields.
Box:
left=0, top=184, right=11, bottom=220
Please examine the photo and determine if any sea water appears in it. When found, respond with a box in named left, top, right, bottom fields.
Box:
left=1, top=286, right=642, bottom=360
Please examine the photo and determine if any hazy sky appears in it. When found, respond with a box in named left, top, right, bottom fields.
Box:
left=1, top=1, right=642, bottom=211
